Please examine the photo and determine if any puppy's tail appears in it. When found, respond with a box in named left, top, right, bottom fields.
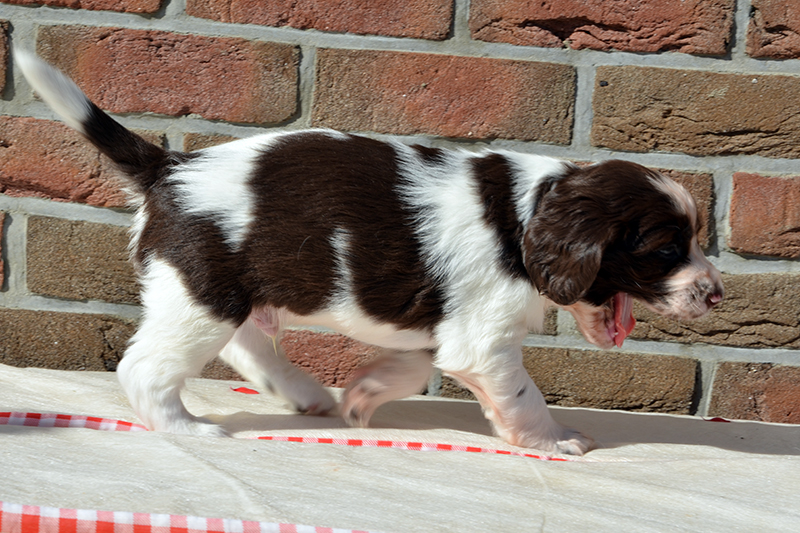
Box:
left=14, top=50, right=172, bottom=192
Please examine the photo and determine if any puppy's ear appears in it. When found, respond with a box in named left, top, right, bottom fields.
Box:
left=523, top=177, right=616, bottom=306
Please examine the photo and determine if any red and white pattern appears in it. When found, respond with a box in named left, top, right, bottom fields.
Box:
left=0, top=409, right=570, bottom=532
left=0, top=411, right=148, bottom=432
left=0, top=502, right=369, bottom=533
left=0, top=410, right=569, bottom=461
left=257, top=435, right=569, bottom=461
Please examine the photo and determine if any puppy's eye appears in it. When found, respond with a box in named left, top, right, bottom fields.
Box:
left=656, top=244, right=681, bottom=260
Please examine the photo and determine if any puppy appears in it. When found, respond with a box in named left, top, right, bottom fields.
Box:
left=16, top=52, right=723, bottom=455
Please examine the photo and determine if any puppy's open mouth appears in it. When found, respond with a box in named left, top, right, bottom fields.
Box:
left=609, top=292, right=636, bottom=347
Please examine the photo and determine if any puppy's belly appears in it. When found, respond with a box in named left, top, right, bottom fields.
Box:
left=286, top=310, right=437, bottom=351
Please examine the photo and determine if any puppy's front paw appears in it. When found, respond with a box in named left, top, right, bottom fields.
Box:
left=493, top=418, right=595, bottom=456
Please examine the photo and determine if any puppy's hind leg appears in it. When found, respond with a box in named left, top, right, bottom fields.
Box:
left=342, top=349, right=434, bottom=427
left=116, top=258, right=236, bottom=437
left=219, top=314, right=336, bottom=416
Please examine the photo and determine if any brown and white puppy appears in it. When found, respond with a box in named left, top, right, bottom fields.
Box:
left=16, top=52, right=723, bottom=455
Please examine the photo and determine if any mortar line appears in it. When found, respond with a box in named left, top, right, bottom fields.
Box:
left=696, top=360, right=719, bottom=417
left=0, top=195, right=134, bottom=227
left=450, top=0, right=471, bottom=44
left=2, top=293, right=142, bottom=320
left=0, top=211, right=26, bottom=302
left=163, top=0, right=184, bottom=19
left=523, top=333, right=800, bottom=365
left=297, top=45, right=317, bottom=129
left=713, top=169, right=735, bottom=254
left=571, top=64, right=596, bottom=151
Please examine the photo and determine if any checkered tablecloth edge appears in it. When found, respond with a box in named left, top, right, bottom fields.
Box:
left=0, top=501, right=368, bottom=533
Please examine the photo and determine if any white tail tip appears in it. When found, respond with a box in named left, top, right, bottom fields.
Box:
left=13, top=49, right=92, bottom=133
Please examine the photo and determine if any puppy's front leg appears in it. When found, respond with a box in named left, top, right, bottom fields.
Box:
left=442, top=346, right=595, bottom=455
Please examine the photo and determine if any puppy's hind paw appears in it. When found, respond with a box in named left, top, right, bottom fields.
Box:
left=154, top=416, right=230, bottom=438
left=341, top=377, right=380, bottom=428
left=554, top=427, right=596, bottom=456
left=273, top=365, right=337, bottom=417
left=341, top=349, right=433, bottom=428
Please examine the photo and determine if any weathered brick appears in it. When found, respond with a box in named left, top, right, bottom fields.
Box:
left=592, top=66, right=800, bottom=159
left=441, top=347, right=698, bottom=414
left=37, top=26, right=298, bottom=125
left=729, top=173, right=800, bottom=259
left=184, top=133, right=239, bottom=152
left=522, top=347, right=697, bottom=413
left=747, top=0, right=800, bottom=59
left=0, top=309, right=135, bottom=371
left=0, top=21, right=8, bottom=95
left=660, top=169, right=714, bottom=249
left=709, top=363, right=800, bottom=424
left=27, top=216, right=137, bottom=304
left=313, top=49, right=575, bottom=142
left=0, top=0, right=162, bottom=12
left=282, top=329, right=379, bottom=387
left=471, top=0, right=734, bottom=55
left=0, top=116, right=161, bottom=206
left=187, top=0, right=452, bottom=40
left=0, top=116, right=128, bottom=207
left=633, top=274, right=800, bottom=349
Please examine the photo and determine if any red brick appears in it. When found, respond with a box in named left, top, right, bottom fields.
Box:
left=37, top=26, right=298, bottom=125
left=592, top=66, right=800, bottom=158
left=709, top=363, right=800, bottom=424
left=0, top=0, right=161, bottom=12
left=0, top=21, right=8, bottom=95
left=313, top=49, right=575, bottom=142
left=470, top=0, right=734, bottom=55
left=201, top=329, right=379, bottom=384
left=729, top=173, right=800, bottom=259
left=747, top=0, right=800, bottom=59
left=281, top=329, right=379, bottom=388
left=0, top=116, right=127, bottom=207
left=187, top=0, right=452, bottom=40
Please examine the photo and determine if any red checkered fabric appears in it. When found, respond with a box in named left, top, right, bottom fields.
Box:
left=256, top=435, right=569, bottom=461
left=1, top=409, right=568, bottom=532
left=0, top=501, right=370, bottom=533
left=0, top=411, right=148, bottom=432
left=0, top=411, right=570, bottom=461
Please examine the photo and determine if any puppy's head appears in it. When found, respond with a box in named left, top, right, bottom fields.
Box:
left=523, top=160, right=723, bottom=349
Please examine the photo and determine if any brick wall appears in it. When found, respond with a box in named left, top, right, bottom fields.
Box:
left=0, top=0, right=798, bottom=424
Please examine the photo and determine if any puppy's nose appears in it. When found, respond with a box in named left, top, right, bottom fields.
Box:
left=707, top=291, right=723, bottom=307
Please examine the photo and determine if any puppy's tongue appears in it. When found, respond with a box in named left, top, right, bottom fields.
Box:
left=613, top=292, right=636, bottom=348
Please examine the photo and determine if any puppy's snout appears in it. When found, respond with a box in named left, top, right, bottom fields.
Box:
left=701, top=272, right=724, bottom=310
left=707, top=290, right=723, bottom=308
